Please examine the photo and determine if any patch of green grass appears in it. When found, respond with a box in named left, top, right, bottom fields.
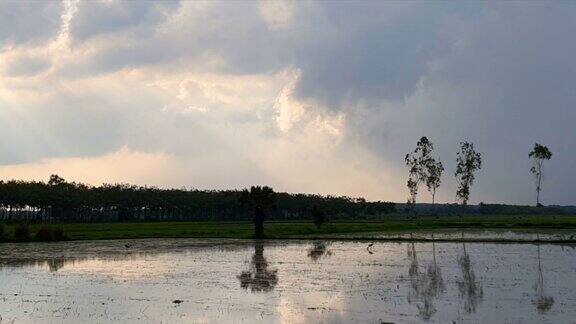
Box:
left=0, top=215, right=575, bottom=242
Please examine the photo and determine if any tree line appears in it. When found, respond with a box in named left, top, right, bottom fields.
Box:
left=405, top=138, right=553, bottom=208
left=0, top=175, right=395, bottom=223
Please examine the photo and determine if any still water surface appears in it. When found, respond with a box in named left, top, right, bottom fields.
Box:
left=0, top=236, right=575, bottom=323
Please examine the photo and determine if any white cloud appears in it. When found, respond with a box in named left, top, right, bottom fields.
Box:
left=259, top=0, right=294, bottom=29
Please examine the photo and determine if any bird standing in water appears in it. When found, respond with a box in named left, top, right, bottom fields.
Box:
left=367, top=243, right=374, bottom=254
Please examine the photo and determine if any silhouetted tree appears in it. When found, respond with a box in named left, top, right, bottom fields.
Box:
left=406, top=137, right=444, bottom=210
left=311, top=205, right=327, bottom=229
left=425, top=160, right=444, bottom=208
left=48, top=174, right=65, bottom=186
left=238, top=242, right=278, bottom=292
left=405, top=137, right=434, bottom=209
left=406, top=178, right=418, bottom=210
left=239, top=186, right=276, bottom=239
left=529, top=143, right=552, bottom=207
left=0, top=176, right=394, bottom=223
left=455, top=142, right=482, bottom=205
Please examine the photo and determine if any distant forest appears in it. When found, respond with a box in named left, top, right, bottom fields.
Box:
left=0, top=175, right=572, bottom=223
left=0, top=175, right=395, bottom=222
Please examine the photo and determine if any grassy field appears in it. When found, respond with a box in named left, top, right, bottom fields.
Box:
left=2, top=215, right=576, bottom=242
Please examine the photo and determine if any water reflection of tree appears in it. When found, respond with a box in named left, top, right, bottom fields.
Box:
left=424, top=242, right=445, bottom=316
left=307, top=241, right=332, bottom=261
left=238, top=242, right=278, bottom=293
left=0, top=258, right=66, bottom=271
left=456, top=239, right=483, bottom=314
left=406, top=241, right=446, bottom=320
left=407, top=243, right=421, bottom=303
left=533, top=244, right=554, bottom=313
left=47, top=258, right=65, bottom=272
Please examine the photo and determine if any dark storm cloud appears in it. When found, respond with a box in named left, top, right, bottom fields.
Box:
left=57, top=2, right=483, bottom=105
left=339, top=2, right=576, bottom=204
left=59, top=1, right=293, bottom=77
left=69, top=0, right=180, bottom=42
left=292, top=2, right=450, bottom=107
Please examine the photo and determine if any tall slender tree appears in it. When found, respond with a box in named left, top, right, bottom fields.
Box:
left=406, top=137, right=444, bottom=210
left=405, top=137, right=434, bottom=207
left=425, top=160, right=444, bottom=207
left=455, top=142, right=482, bottom=205
left=529, top=143, right=552, bottom=207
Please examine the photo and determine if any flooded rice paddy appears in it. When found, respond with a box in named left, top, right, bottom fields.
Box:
left=0, top=234, right=575, bottom=323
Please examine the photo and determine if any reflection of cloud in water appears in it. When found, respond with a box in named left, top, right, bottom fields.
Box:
left=277, top=291, right=348, bottom=324
left=0, top=238, right=574, bottom=323
left=0, top=239, right=252, bottom=277
left=1, top=255, right=177, bottom=280
left=238, top=242, right=278, bottom=293
left=61, top=259, right=172, bottom=280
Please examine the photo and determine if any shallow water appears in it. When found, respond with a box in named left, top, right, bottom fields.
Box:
left=332, top=229, right=576, bottom=242
left=0, top=236, right=575, bottom=323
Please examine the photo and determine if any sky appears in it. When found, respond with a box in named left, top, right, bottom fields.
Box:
left=0, top=0, right=575, bottom=205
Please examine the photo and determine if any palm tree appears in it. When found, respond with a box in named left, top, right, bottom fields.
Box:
left=239, top=186, right=276, bottom=239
